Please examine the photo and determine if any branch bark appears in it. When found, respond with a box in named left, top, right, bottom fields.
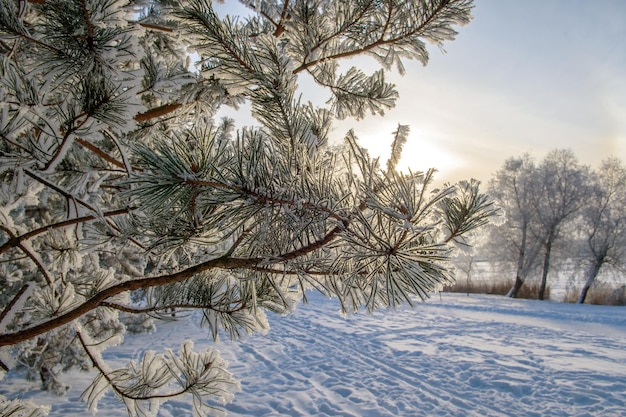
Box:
left=75, top=138, right=126, bottom=171
left=134, top=103, right=182, bottom=122
left=0, top=255, right=250, bottom=347
left=0, top=215, right=347, bottom=347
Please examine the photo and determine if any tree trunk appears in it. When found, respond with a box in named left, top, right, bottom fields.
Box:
left=507, top=222, right=529, bottom=298
left=578, top=259, right=604, bottom=304
left=538, top=233, right=554, bottom=300
left=507, top=274, right=525, bottom=298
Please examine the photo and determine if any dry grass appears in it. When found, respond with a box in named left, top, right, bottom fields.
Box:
left=443, top=279, right=551, bottom=300
left=563, top=283, right=626, bottom=306
left=442, top=279, right=512, bottom=296
left=444, top=277, right=625, bottom=306
left=516, top=282, right=550, bottom=301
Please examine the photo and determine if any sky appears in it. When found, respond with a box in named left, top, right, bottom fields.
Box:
left=334, top=0, right=626, bottom=184
left=217, top=1, right=626, bottom=184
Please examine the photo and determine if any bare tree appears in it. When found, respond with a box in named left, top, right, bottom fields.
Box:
left=577, top=158, right=626, bottom=303
left=487, top=155, right=543, bottom=298
left=534, top=149, right=590, bottom=300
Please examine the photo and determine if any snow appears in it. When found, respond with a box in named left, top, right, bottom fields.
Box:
left=1, top=292, right=625, bottom=416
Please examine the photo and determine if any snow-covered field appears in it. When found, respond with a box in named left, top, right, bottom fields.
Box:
left=2, top=292, right=626, bottom=416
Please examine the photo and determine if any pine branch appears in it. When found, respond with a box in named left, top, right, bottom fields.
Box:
left=42, top=114, right=90, bottom=172
left=133, top=22, right=174, bottom=33
left=171, top=178, right=347, bottom=223
left=1, top=133, right=31, bottom=153
left=79, top=0, right=94, bottom=49
left=0, top=256, right=233, bottom=347
left=77, top=331, right=194, bottom=402
left=4, top=28, right=63, bottom=55
left=0, top=208, right=130, bottom=256
left=17, top=242, right=53, bottom=285
left=0, top=212, right=354, bottom=347
left=103, top=130, right=137, bottom=175
left=292, top=0, right=458, bottom=74
left=176, top=1, right=261, bottom=77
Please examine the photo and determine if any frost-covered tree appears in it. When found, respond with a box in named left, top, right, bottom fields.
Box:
left=577, top=158, right=626, bottom=304
left=0, top=0, right=493, bottom=415
left=534, top=149, right=590, bottom=300
left=486, top=151, right=591, bottom=299
left=486, top=155, right=543, bottom=298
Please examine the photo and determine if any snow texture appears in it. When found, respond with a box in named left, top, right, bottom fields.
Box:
left=1, top=293, right=625, bottom=416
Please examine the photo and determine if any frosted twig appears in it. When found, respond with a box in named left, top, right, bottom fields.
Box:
left=23, top=169, right=99, bottom=214
left=0, top=225, right=53, bottom=285
left=0, top=283, right=30, bottom=327
left=0, top=208, right=130, bottom=256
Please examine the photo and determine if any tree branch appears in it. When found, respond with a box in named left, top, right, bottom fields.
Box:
left=272, top=0, right=291, bottom=37
left=101, top=301, right=247, bottom=315
left=42, top=114, right=90, bottom=172
left=0, top=212, right=351, bottom=348
left=24, top=168, right=100, bottom=213
left=0, top=225, right=53, bottom=285
left=75, top=137, right=126, bottom=171
left=183, top=178, right=346, bottom=222
left=134, top=103, right=182, bottom=122
left=17, top=241, right=53, bottom=285
left=292, top=1, right=446, bottom=74
left=102, top=130, right=139, bottom=175
left=0, top=208, right=130, bottom=256
left=0, top=255, right=251, bottom=347
left=134, top=22, right=174, bottom=33
left=0, top=283, right=30, bottom=325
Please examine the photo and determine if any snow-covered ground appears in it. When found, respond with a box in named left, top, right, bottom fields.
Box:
left=2, top=292, right=626, bottom=416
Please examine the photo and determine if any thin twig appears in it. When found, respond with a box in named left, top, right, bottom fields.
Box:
left=78, top=331, right=195, bottom=401
left=0, top=208, right=130, bottom=256
left=101, top=301, right=247, bottom=315
left=0, top=225, right=53, bottom=285
left=134, top=22, right=174, bottom=33
left=134, top=103, right=182, bottom=122
left=103, top=130, right=139, bottom=175
left=75, top=138, right=126, bottom=171
left=24, top=168, right=99, bottom=213
left=182, top=178, right=346, bottom=223
left=42, top=115, right=89, bottom=172
left=272, top=0, right=291, bottom=37
left=0, top=283, right=30, bottom=325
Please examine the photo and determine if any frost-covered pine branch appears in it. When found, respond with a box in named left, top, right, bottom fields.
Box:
left=0, top=0, right=493, bottom=415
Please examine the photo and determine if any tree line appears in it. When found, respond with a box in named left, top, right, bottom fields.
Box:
left=481, top=149, right=626, bottom=304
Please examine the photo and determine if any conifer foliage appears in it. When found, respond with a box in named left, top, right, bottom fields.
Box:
left=0, top=0, right=493, bottom=415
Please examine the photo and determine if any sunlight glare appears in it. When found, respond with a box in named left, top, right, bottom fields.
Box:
left=343, top=123, right=465, bottom=182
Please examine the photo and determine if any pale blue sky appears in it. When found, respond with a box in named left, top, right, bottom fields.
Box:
left=338, top=0, right=626, bottom=183
left=216, top=1, right=626, bottom=183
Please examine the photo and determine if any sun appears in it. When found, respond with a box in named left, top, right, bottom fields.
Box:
left=335, top=120, right=464, bottom=183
